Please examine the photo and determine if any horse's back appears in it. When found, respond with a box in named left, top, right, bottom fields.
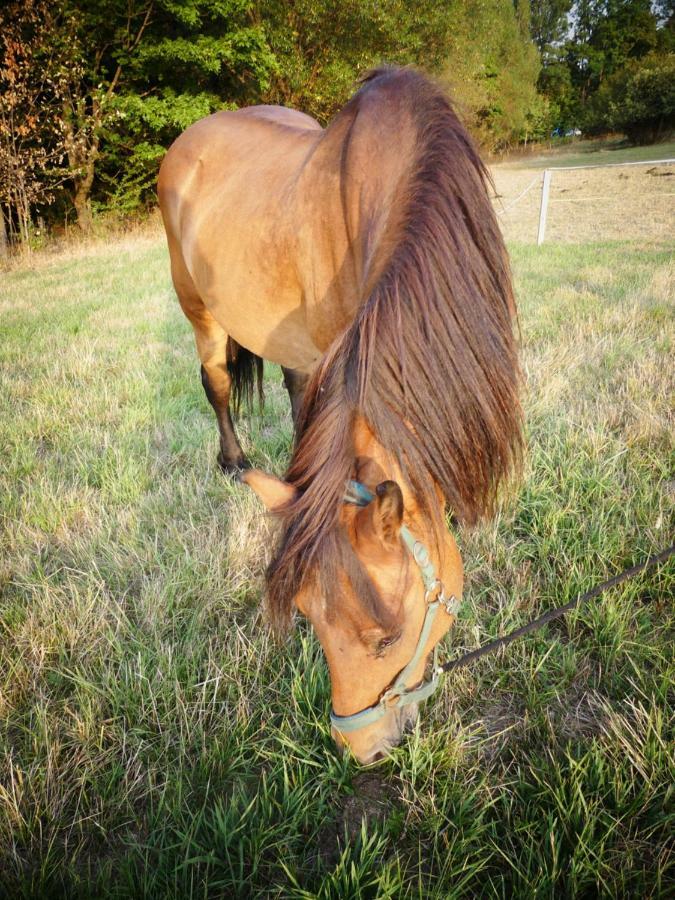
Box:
left=158, top=106, right=321, bottom=224
left=234, top=105, right=322, bottom=131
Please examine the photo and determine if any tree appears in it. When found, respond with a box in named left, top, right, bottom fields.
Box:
left=530, top=0, right=574, bottom=52
left=257, top=0, right=457, bottom=123
left=257, top=1, right=541, bottom=150
left=536, top=0, right=669, bottom=137
left=96, top=0, right=275, bottom=215
left=53, top=3, right=157, bottom=231
left=0, top=1, right=69, bottom=245
left=537, top=58, right=579, bottom=131
left=1, top=1, right=276, bottom=232
left=594, top=50, right=675, bottom=140
left=441, top=0, right=542, bottom=150
left=565, top=1, right=658, bottom=103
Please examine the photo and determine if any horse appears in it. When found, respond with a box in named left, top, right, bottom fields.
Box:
left=158, top=67, right=522, bottom=763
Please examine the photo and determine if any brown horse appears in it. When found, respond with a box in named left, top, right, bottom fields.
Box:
left=158, top=67, right=522, bottom=763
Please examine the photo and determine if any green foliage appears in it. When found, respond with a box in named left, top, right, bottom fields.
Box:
left=101, top=91, right=233, bottom=214
left=256, top=1, right=541, bottom=150
left=89, top=0, right=276, bottom=213
left=85, top=0, right=543, bottom=206
left=442, top=0, right=542, bottom=149
left=538, top=60, right=579, bottom=132
left=6, top=0, right=675, bottom=230
left=574, top=0, right=658, bottom=97
left=530, top=0, right=575, bottom=51
left=1, top=0, right=277, bottom=227
left=537, top=0, right=672, bottom=138
left=257, top=0, right=458, bottom=123
left=593, top=50, right=675, bottom=141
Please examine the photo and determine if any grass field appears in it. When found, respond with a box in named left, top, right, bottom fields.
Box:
left=1, top=235, right=673, bottom=898
left=500, top=137, right=675, bottom=171
left=492, top=135, right=675, bottom=247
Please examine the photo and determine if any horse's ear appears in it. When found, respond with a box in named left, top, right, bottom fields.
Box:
left=373, top=480, right=404, bottom=547
left=241, top=469, right=298, bottom=511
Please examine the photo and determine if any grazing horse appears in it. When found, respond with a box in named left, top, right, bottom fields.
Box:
left=158, top=67, right=522, bottom=763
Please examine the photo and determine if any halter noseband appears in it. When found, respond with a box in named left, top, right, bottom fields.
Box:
left=330, top=481, right=460, bottom=735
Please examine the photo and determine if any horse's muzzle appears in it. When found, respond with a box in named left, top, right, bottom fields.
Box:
left=332, top=703, right=419, bottom=764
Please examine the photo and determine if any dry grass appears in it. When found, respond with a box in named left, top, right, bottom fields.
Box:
left=495, top=137, right=675, bottom=170
left=0, top=235, right=673, bottom=897
left=0, top=210, right=165, bottom=275
left=492, top=161, right=674, bottom=244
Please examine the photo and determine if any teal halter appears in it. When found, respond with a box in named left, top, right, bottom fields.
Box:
left=331, top=481, right=460, bottom=735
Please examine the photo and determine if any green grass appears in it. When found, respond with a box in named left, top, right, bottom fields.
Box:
left=503, top=137, right=675, bottom=170
left=1, top=236, right=673, bottom=898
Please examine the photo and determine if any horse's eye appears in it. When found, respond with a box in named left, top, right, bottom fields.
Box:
left=375, top=633, right=400, bottom=658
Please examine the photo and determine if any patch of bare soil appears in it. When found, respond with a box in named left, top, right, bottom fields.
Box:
left=313, top=772, right=399, bottom=869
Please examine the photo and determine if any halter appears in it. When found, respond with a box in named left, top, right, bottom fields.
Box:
left=330, top=481, right=460, bottom=735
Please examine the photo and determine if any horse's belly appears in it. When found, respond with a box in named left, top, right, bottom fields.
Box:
left=187, top=202, right=328, bottom=372
left=206, top=285, right=324, bottom=373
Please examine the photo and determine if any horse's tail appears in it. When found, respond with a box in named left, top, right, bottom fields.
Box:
left=226, top=338, right=264, bottom=416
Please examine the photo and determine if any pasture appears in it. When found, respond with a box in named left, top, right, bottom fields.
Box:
left=493, top=141, right=675, bottom=245
left=501, top=137, right=675, bottom=171
left=1, top=233, right=673, bottom=897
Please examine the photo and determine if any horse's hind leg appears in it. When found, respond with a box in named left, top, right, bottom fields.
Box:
left=282, top=366, right=309, bottom=431
left=174, top=281, right=248, bottom=473
left=199, top=335, right=250, bottom=473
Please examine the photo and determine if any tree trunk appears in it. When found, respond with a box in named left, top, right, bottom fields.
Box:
left=73, top=147, right=97, bottom=232
left=74, top=183, right=94, bottom=232
left=17, top=176, right=32, bottom=247
left=63, top=98, right=100, bottom=233
left=0, top=206, right=8, bottom=259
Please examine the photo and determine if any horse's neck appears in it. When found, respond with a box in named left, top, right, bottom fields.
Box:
left=296, top=99, right=417, bottom=351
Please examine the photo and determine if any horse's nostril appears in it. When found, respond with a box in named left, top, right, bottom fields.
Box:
left=369, top=750, right=385, bottom=763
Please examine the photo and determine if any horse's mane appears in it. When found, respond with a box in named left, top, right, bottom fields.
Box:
left=267, top=67, right=522, bottom=631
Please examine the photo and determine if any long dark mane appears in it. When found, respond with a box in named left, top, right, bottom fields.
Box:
left=268, top=67, right=522, bottom=631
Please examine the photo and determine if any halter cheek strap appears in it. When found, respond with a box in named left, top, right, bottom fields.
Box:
left=330, top=481, right=460, bottom=735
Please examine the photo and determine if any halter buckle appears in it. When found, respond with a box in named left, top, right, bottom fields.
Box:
left=412, top=541, right=430, bottom=566
left=379, top=688, right=401, bottom=709
left=440, top=593, right=460, bottom=616
left=423, top=579, right=444, bottom=605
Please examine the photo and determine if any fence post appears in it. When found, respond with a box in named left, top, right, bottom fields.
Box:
left=537, top=169, right=552, bottom=246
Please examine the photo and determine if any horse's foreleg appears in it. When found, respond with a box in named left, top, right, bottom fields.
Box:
left=282, top=366, right=309, bottom=432
left=199, top=352, right=250, bottom=473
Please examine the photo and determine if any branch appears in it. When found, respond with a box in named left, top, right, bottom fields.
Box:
left=106, top=1, right=154, bottom=101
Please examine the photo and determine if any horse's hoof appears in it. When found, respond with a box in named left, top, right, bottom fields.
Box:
left=217, top=454, right=251, bottom=477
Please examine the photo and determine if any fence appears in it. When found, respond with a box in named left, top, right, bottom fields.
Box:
left=493, top=157, right=675, bottom=245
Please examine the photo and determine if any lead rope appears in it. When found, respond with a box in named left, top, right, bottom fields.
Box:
left=439, top=543, right=674, bottom=674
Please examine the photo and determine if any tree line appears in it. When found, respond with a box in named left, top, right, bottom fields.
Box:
left=1, top=0, right=672, bottom=246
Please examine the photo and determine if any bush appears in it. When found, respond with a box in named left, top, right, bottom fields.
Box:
left=593, top=52, right=675, bottom=144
